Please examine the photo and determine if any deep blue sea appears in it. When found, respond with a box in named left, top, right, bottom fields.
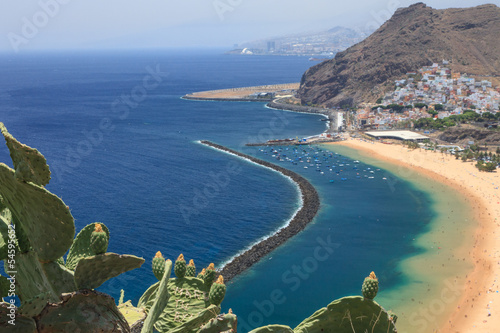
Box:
left=0, top=49, right=434, bottom=331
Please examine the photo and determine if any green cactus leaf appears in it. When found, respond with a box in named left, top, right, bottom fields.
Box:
left=0, top=274, right=10, bottom=298
left=141, top=260, right=172, bottom=333
left=0, top=303, right=37, bottom=333
left=293, top=296, right=397, bottom=333
left=5, top=251, right=59, bottom=303
left=37, top=290, right=130, bottom=332
left=41, top=261, right=77, bottom=295
left=197, top=311, right=238, bottom=333
left=66, top=222, right=110, bottom=270
left=18, top=292, right=52, bottom=317
left=165, top=304, right=220, bottom=333
left=248, top=325, right=294, bottom=333
left=138, top=281, right=159, bottom=309
left=74, top=253, right=145, bottom=290
left=0, top=123, right=51, bottom=186
left=0, top=164, right=75, bottom=262
left=0, top=211, right=10, bottom=261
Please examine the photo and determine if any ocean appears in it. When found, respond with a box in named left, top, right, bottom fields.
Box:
left=0, top=49, right=470, bottom=332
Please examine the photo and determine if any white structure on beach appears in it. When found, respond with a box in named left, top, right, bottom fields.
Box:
left=365, top=130, right=429, bottom=142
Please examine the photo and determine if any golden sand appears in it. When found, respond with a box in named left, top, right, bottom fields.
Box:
left=327, top=138, right=500, bottom=332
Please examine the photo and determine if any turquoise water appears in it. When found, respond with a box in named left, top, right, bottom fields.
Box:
left=0, top=50, right=438, bottom=332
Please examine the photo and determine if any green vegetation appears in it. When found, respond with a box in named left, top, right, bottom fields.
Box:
left=0, top=122, right=398, bottom=332
left=413, top=110, right=500, bottom=130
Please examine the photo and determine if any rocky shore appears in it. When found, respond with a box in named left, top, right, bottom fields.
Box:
left=200, top=140, right=320, bottom=282
left=266, top=99, right=330, bottom=115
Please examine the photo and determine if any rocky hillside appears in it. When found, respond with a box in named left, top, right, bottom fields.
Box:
left=438, top=127, right=500, bottom=145
left=298, top=3, right=500, bottom=107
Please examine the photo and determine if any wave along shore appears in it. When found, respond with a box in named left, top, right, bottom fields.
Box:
left=200, top=140, right=320, bottom=282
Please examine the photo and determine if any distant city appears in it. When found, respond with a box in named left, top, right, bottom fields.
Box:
left=226, top=26, right=372, bottom=57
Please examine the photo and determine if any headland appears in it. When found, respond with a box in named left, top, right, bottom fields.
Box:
left=182, top=83, right=299, bottom=102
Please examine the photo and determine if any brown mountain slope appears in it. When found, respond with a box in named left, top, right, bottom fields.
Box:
left=298, top=3, right=500, bottom=108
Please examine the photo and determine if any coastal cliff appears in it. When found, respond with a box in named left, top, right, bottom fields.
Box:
left=298, top=3, right=500, bottom=107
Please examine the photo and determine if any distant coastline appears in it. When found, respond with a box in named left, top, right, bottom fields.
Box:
left=200, top=140, right=320, bottom=282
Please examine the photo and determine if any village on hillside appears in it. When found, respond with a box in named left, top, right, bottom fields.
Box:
left=354, top=61, right=500, bottom=130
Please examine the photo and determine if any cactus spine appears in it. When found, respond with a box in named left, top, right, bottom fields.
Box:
left=362, top=271, right=379, bottom=300
left=186, top=259, right=196, bottom=277
left=152, top=251, right=166, bottom=281
left=90, top=223, right=108, bottom=255
left=209, top=275, right=226, bottom=306
left=174, top=254, right=186, bottom=278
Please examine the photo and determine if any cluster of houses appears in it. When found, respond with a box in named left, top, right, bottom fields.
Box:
left=354, top=61, right=500, bottom=130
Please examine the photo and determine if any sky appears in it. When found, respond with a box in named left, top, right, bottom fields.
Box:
left=0, top=0, right=498, bottom=53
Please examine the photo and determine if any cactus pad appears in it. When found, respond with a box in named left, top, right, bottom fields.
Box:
left=0, top=303, right=37, bottom=333
left=66, top=222, right=110, bottom=270
left=362, top=271, right=379, bottom=300
left=0, top=164, right=74, bottom=261
left=41, top=261, right=77, bottom=295
left=174, top=253, right=187, bottom=278
left=0, top=274, right=10, bottom=298
left=0, top=123, right=51, bottom=186
left=164, top=304, right=221, bottom=333
left=74, top=253, right=145, bottom=290
left=248, top=325, right=294, bottom=333
left=186, top=259, right=196, bottom=277
left=152, top=251, right=166, bottom=281
left=90, top=223, right=108, bottom=255
left=18, top=292, right=52, bottom=317
left=0, top=211, right=10, bottom=261
left=197, top=268, right=206, bottom=280
left=197, top=309, right=237, bottom=333
left=208, top=275, right=226, bottom=306
left=36, top=290, right=130, bottom=332
left=293, top=296, right=397, bottom=333
left=142, top=259, right=172, bottom=333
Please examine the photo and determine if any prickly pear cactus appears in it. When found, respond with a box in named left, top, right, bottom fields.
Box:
left=142, top=259, right=172, bottom=333
left=362, top=271, right=379, bottom=300
left=90, top=223, right=108, bottom=255
left=152, top=251, right=166, bottom=281
left=197, top=268, right=206, bottom=280
left=174, top=254, right=187, bottom=278
left=74, top=253, right=145, bottom=290
left=66, top=222, right=110, bottom=270
left=208, top=275, right=226, bottom=306
left=36, top=290, right=130, bottom=332
left=248, top=325, right=294, bottom=333
left=165, top=304, right=220, bottom=333
left=0, top=303, right=37, bottom=333
left=203, top=263, right=216, bottom=287
left=186, top=259, right=196, bottom=277
left=293, top=296, right=397, bottom=333
left=197, top=309, right=237, bottom=333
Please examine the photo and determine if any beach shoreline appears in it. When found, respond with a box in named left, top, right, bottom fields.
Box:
left=200, top=140, right=320, bottom=282
left=328, top=138, right=500, bottom=332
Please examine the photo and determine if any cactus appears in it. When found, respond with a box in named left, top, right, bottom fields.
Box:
left=18, top=292, right=52, bottom=317
left=165, top=304, right=220, bottom=333
left=118, top=300, right=147, bottom=329
left=197, top=309, right=237, bottom=333
left=0, top=274, right=9, bottom=298
left=186, top=259, right=196, bottom=277
left=74, top=253, right=145, bottom=290
left=174, top=253, right=187, bottom=278
left=248, top=325, right=294, bottom=333
left=40, top=261, right=77, bottom=295
left=0, top=123, right=51, bottom=186
left=0, top=210, right=9, bottom=261
left=66, top=222, right=110, bottom=270
left=152, top=251, right=166, bottom=281
left=203, top=263, right=216, bottom=287
left=293, top=296, right=396, bottom=333
left=36, top=290, right=130, bottom=332
left=197, top=268, right=206, bottom=280
left=141, top=259, right=172, bottom=333
left=362, top=271, right=379, bottom=300
left=0, top=303, right=37, bottom=333
left=90, top=223, right=108, bottom=255
left=208, top=275, right=226, bottom=306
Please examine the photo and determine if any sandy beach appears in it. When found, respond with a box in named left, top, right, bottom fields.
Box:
left=328, top=138, right=500, bottom=332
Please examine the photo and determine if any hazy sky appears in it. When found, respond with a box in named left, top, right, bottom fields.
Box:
left=0, top=0, right=497, bottom=53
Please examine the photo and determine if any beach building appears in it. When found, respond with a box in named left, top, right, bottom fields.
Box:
left=365, top=130, right=429, bottom=142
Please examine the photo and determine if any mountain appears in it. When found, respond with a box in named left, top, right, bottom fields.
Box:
left=298, top=3, right=500, bottom=107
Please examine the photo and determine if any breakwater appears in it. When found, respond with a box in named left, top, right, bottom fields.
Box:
left=200, top=140, right=320, bottom=282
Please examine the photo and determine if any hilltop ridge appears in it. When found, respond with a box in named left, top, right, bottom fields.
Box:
left=298, top=3, right=500, bottom=107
